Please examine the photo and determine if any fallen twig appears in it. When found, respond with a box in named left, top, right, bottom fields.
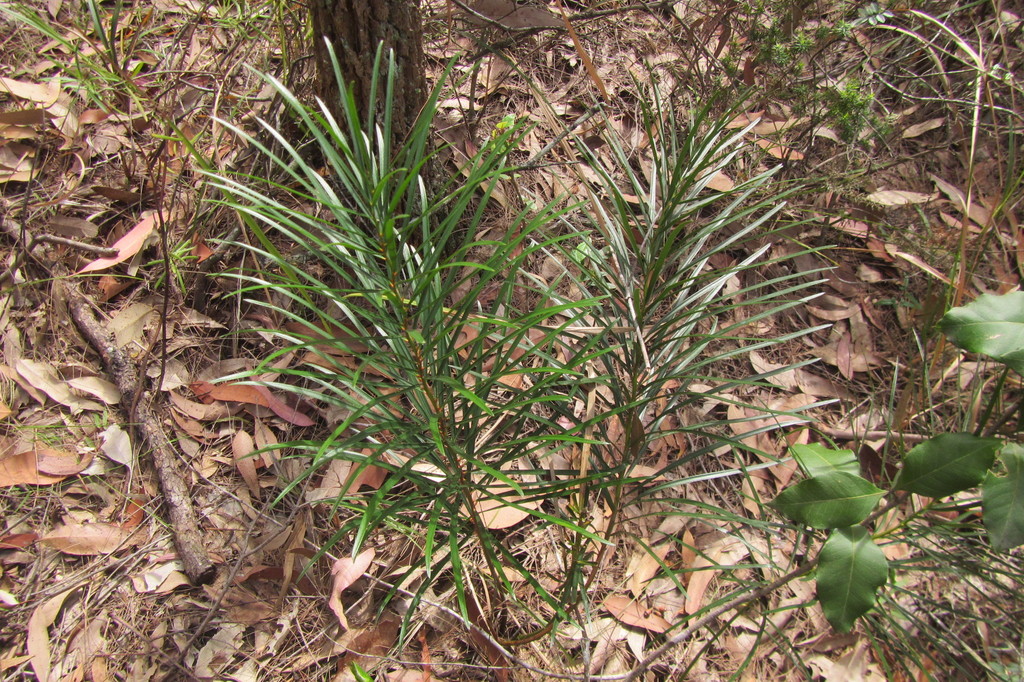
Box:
left=62, top=279, right=215, bottom=585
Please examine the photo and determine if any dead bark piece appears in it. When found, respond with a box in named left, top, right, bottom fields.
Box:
left=62, top=280, right=215, bottom=585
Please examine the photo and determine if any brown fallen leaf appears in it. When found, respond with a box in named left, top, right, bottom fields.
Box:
left=0, top=109, right=47, bottom=125
left=346, top=459, right=388, bottom=491
left=0, top=141, right=36, bottom=182
left=67, top=376, right=121, bottom=404
left=930, top=173, right=991, bottom=225
left=190, top=381, right=314, bottom=427
left=34, top=447, right=93, bottom=476
left=89, top=185, right=144, bottom=203
left=626, top=542, right=672, bottom=597
left=726, top=111, right=764, bottom=128
left=685, top=536, right=749, bottom=615
left=169, top=390, right=236, bottom=421
left=467, top=0, right=561, bottom=28
left=232, top=430, right=261, bottom=497
left=328, top=548, right=375, bottom=630
left=336, top=612, right=402, bottom=677
left=754, top=137, right=805, bottom=160
left=902, top=117, right=945, bottom=138
left=0, top=449, right=69, bottom=487
left=49, top=215, right=100, bottom=239
left=705, top=170, right=734, bottom=192
left=602, top=594, right=672, bottom=633
left=0, top=532, right=38, bottom=550
left=40, top=521, right=137, bottom=555
left=0, top=77, right=61, bottom=106
left=27, top=587, right=77, bottom=682
left=469, top=483, right=539, bottom=529
left=252, top=417, right=279, bottom=467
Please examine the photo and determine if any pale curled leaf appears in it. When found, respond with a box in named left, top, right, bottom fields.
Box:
left=328, top=549, right=375, bottom=630
left=14, top=358, right=103, bottom=413
left=67, top=376, right=121, bottom=404
left=865, top=189, right=933, bottom=206
left=100, top=424, right=134, bottom=470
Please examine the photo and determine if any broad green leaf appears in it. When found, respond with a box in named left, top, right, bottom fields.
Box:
left=983, top=443, right=1024, bottom=551
left=816, top=526, right=888, bottom=633
left=940, top=291, right=1024, bottom=375
left=791, top=443, right=860, bottom=478
left=893, top=433, right=999, bottom=498
left=771, top=471, right=884, bottom=528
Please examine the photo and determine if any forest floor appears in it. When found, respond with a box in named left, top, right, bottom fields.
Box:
left=1, top=0, right=1023, bottom=680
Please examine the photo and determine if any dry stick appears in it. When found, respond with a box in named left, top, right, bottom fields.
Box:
left=820, top=427, right=930, bottom=444
left=63, top=281, right=216, bottom=585
left=0, top=220, right=119, bottom=287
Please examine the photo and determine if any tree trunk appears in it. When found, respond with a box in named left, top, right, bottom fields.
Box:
left=309, top=0, right=428, bottom=150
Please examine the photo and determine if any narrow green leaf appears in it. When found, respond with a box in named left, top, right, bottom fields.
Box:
left=791, top=443, right=861, bottom=478
left=983, top=443, right=1024, bottom=551
left=940, top=291, right=1024, bottom=374
left=771, top=471, right=884, bottom=528
left=816, top=526, right=888, bottom=633
left=893, top=433, right=999, bottom=498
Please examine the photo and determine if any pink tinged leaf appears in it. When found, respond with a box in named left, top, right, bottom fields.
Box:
left=328, top=549, right=375, bottom=630
left=250, top=385, right=314, bottom=427
left=77, top=213, right=158, bottom=274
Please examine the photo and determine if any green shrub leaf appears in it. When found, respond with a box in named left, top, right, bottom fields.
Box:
left=771, top=471, right=884, bottom=528
left=940, top=291, right=1024, bottom=375
left=892, top=433, right=1000, bottom=498
left=983, top=443, right=1024, bottom=551
left=816, top=526, right=888, bottom=633
left=791, top=443, right=860, bottom=478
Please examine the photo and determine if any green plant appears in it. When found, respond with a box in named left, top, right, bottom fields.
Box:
left=770, top=291, right=1024, bottom=669
left=824, top=79, right=875, bottom=143
left=204, top=42, right=828, bottom=668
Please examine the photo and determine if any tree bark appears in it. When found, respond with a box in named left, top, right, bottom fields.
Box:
left=309, top=0, right=428, bottom=150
